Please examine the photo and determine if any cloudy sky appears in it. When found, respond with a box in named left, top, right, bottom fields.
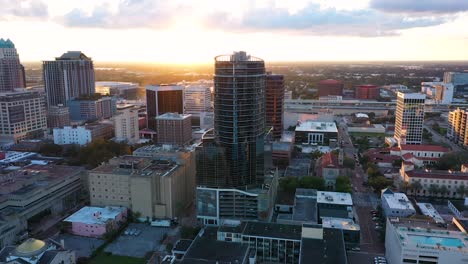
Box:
left=2, top=0, right=468, bottom=63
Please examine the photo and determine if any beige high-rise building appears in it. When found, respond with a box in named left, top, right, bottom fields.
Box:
left=0, top=90, right=47, bottom=143
left=89, top=152, right=195, bottom=219
left=114, top=107, right=139, bottom=144
left=447, top=108, right=468, bottom=146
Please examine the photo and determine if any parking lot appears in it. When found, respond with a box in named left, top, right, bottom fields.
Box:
left=104, top=223, right=171, bottom=258
left=53, top=234, right=105, bottom=258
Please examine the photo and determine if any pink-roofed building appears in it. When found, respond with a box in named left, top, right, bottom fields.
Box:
left=64, top=206, right=127, bottom=238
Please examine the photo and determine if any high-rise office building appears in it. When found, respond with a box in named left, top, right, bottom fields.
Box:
left=394, top=92, right=426, bottom=145
left=444, top=72, right=468, bottom=95
left=0, top=90, right=47, bottom=142
left=145, top=84, right=184, bottom=131
left=317, top=79, right=344, bottom=97
left=68, top=96, right=116, bottom=122
left=184, top=82, right=211, bottom=114
left=0, top=38, right=25, bottom=92
left=421, top=82, right=453, bottom=104
left=43, top=51, right=95, bottom=107
left=266, top=73, right=285, bottom=139
left=114, top=107, right=140, bottom=144
left=156, top=113, right=192, bottom=146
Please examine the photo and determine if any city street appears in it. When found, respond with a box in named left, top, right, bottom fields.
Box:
left=423, top=123, right=463, bottom=152
left=337, top=117, right=385, bottom=254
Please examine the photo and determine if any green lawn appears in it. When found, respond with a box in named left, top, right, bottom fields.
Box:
left=89, top=253, right=145, bottom=264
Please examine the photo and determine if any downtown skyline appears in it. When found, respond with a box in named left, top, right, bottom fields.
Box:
left=1, top=0, right=468, bottom=63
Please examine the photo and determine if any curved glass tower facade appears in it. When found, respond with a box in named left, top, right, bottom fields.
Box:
left=213, top=51, right=266, bottom=188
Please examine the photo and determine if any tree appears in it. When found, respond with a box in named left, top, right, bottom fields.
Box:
left=280, top=177, right=299, bottom=194
left=438, top=185, right=448, bottom=197
left=457, top=185, right=468, bottom=198
left=367, top=164, right=382, bottom=177
left=299, top=176, right=325, bottom=191
left=428, top=185, right=439, bottom=196
left=410, top=181, right=423, bottom=195
left=343, top=157, right=355, bottom=169
left=399, top=181, right=410, bottom=192
left=335, top=176, right=352, bottom=193
left=392, top=159, right=403, bottom=168
left=436, top=151, right=468, bottom=171
left=39, top=143, right=63, bottom=156
left=368, top=176, right=391, bottom=192
left=310, top=150, right=324, bottom=159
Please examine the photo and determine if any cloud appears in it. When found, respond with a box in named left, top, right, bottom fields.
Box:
left=61, top=0, right=179, bottom=29
left=57, top=0, right=452, bottom=37
left=370, top=0, right=468, bottom=14
left=204, top=3, right=448, bottom=37
left=0, top=0, right=48, bottom=18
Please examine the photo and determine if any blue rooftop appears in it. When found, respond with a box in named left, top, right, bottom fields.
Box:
left=0, top=38, right=15, bottom=48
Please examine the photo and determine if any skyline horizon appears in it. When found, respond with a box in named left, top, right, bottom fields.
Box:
left=2, top=1, right=468, bottom=63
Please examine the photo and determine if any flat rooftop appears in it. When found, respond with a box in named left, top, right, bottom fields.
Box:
left=382, top=192, right=415, bottom=211
left=322, top=217, right=360, bottom=231
left=132, top=144, right=195, bottom=156
left=300, top=228, right=347, bottom=264
left=317, top=191, right=353, bottom=206
left=0, top=151, right=37, bottom=164
left=295, top=121, right=338, bottom=133
left=156, top=112, right=191, bottom=120
left=241, top=221, right=302, bottom=240
left=295, top=188, right=317, bottom=198
left=417, top=203, right=445, bottom=224
left=91, top=156, right=178, bottom=177
left=292, top=191, right=317, bottom=223
left=0, top=164, right=85, bottom=196
left=182, top=227, right=249, bottom=264
left=64, top=206, right=126, bottom=225
left=394, top=224, right=468, bottom=253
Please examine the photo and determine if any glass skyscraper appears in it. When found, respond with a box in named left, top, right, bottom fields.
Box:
left=197, top=51, right=266, bottom=189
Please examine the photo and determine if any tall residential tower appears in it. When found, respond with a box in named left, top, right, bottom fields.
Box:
left=210, top=51, right=266, bottom=188
left=196, top=52, right=278, bottom=225
left=43, top=51, right=95, bottom=107
left=394, top=92, right=426, bottom=145
left=266, top=73, right=285, bottom=139
left=0, top=38, right=25, bottom=92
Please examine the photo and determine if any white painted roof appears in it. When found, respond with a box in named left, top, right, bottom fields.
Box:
left=64, top=206, right=126, bottom=225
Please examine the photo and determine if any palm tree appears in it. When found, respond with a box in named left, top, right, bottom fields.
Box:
left=457, top=185, right=467, bottom=198
left=439, top=185, right=448, bottom=197
left=428, top=185, right=439, bottom=196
